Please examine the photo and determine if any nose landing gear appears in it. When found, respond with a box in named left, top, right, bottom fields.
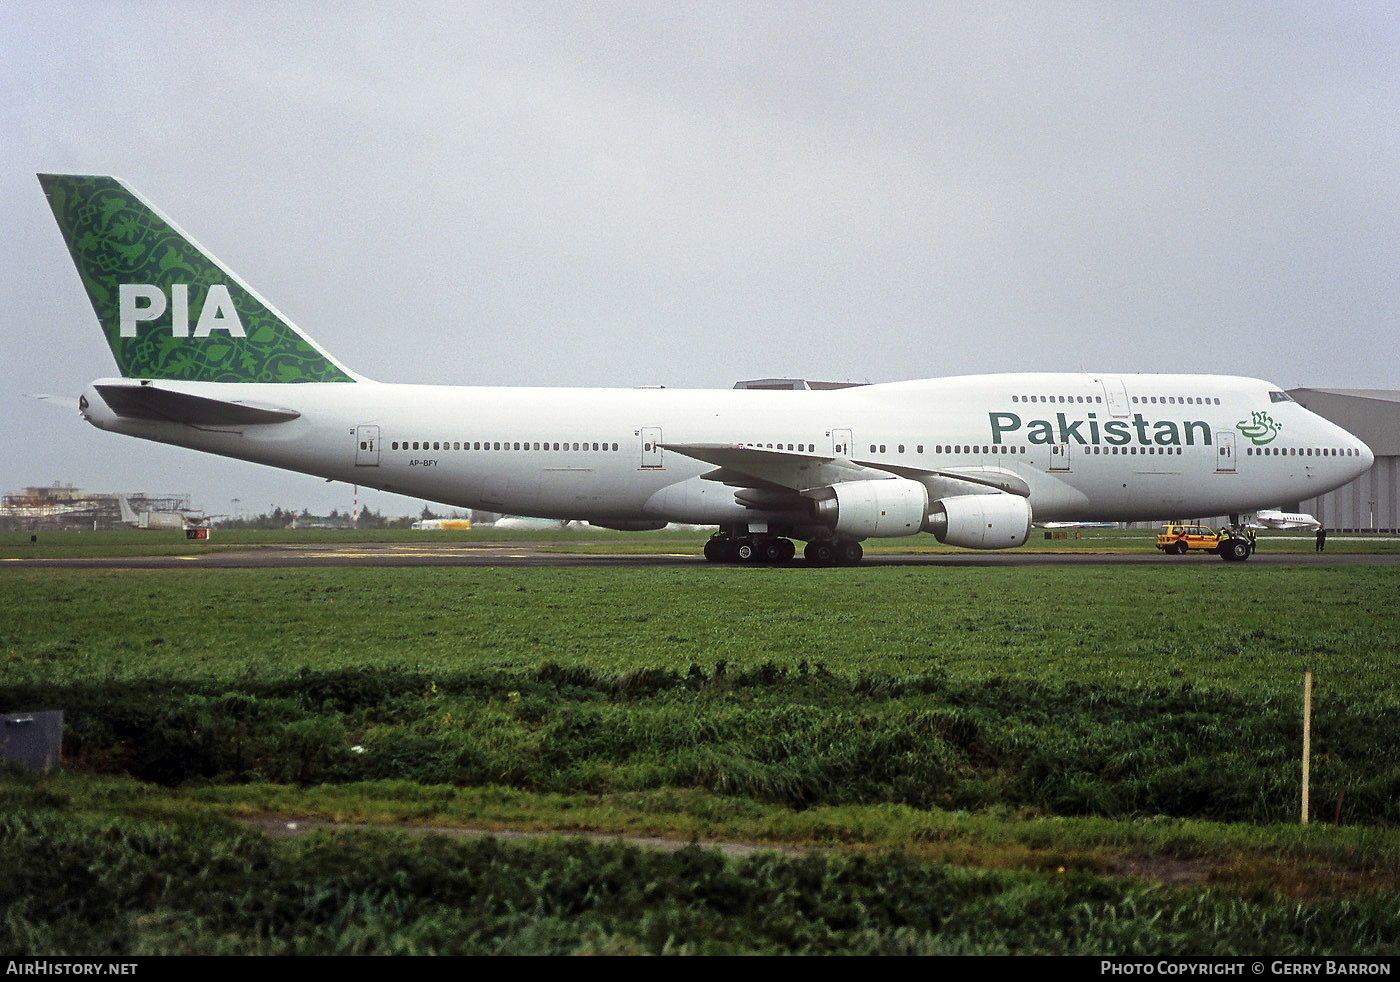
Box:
left=1217, top=517, right=1256, bottom=562
left=1218, top=533, right=1254, bottom=562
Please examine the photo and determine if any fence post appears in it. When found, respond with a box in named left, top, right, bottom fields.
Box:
left=1300, top=670, right=1313, bottom=825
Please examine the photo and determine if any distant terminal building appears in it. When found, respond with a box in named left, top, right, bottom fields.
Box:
left=0, top=483, right=191, bottom=531
left=1286, top=388, right=1398, bottom=531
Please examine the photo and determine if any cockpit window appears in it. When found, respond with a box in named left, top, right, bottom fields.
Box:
left=1268, top=391, right=1293, bottom=403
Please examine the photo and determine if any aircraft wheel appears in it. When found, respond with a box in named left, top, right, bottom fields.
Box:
left=703, top=537, right=728, bottom=563
left=735, top=540, right=758, bottom=563
left=761, top=538, right=788, bottom=563
left=836, top=540, right=864, bottom=565
left=775, top=538, right=796, bottom=562
left=805, top=540, right=835, bottom=566
left=1220, top=539, right=1251, bottom=562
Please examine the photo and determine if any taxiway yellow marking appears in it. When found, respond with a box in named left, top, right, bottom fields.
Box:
left=295, top=550, right=505, bottom=558
left=300, top=552, right=386, bottom=558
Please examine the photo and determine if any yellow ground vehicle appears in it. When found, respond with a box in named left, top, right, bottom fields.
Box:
left=1156, top=524, right=1254, bottom=561
left=1156, top=524, right=1222, bottom=554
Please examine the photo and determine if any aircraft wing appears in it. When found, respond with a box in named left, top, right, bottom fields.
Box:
left=662, top=444, right=885, bottom=492
left=662, top=443, right=1031, bottom=504
left=852, top=460, right=1031, bottom=498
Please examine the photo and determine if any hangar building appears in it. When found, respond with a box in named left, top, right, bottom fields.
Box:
left=1286, top=388, right=1399, bottom=531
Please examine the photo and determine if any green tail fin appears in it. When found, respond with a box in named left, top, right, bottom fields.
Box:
left=38, top=174, right=357, bottom=383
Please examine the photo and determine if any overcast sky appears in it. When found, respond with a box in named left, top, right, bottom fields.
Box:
left=3, top=1, right=1396, bottom=517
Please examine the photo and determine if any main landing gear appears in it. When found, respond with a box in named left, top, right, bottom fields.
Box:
left=704, top=534, right=794, bottom=564
left=803, top=539, right=863, bottom=567
left=703, top=534, right=864, bottom=566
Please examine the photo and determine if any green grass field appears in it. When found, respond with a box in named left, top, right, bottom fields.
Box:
left=2, top=562, right=1397, bottom=954
left=0, top=526, right=708, bottom=558
left=3, top=526, right=1397, bottom=559
left=3, top=565, right=1393, bottom=694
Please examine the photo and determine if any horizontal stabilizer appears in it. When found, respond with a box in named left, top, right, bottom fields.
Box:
left=93, top=384, right=301, bottom=425
left=28, top=393, right=81, bottom=412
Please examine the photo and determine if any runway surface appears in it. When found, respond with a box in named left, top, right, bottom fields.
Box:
left=3, top=541, right=1396, bottom=570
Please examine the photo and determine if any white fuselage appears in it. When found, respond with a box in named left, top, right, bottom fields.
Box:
left=80, top=373, right=1374, bottom=530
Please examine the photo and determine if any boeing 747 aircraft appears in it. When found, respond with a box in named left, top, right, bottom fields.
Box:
left=38, top=175, right=1375, bottom=564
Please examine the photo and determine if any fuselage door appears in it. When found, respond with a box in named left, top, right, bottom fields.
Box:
left=355, top=425, right=380, bottom=467
left=1215, top=431, right=1236, bottom=474
left=640, top=427, right=664, bottom=470
left=1049, top=443, right=1071, bottom=473
left=831, top=428, right=853, bottom=457
left=1100, top=378, right=1131, bottom=418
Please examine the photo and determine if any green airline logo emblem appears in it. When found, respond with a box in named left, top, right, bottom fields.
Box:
left=1236, top=411, right=1282, bottom=445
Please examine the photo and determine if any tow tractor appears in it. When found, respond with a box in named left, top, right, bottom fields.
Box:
left=1155, top=522, right=1256, bottom=561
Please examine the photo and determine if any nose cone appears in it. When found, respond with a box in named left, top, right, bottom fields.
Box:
left=1356, top=439, right=1375, bottom=475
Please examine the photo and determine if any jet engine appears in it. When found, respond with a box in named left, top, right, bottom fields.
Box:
left=810, top=478, right=930, bottom=537
left=811, top=480, right=1033, bottom=548
left=924, top=493, right=1032, bottom=549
